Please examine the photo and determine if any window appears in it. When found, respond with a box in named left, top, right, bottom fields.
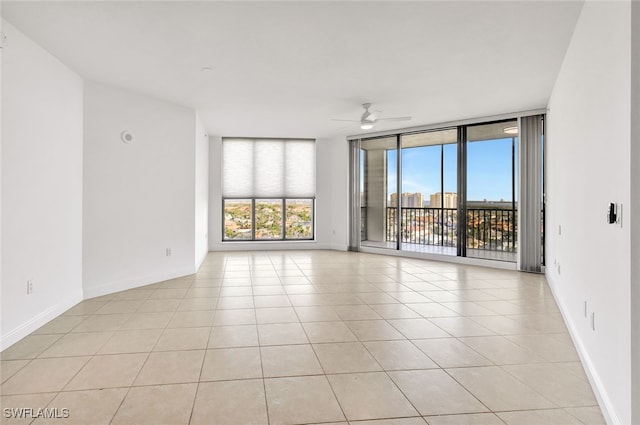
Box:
left=222, top=138, right=315, bottom=241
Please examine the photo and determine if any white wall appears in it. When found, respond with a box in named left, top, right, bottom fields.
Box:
left=83, top=81, right=197, bottom=298
left=630, top=2, right=640, bottom=423
left=208, top=136, right=348, bottom=251
left=1, top=21, right=84, bottom=349
left=208, top=136, right=223, bottom=250
left=1, top=17, right=4, bottom=351
left=195, top=115, right=209, bottom=267
left=326, top=137, right=349, bottom=250
left=545, top=2, right=631, bottom=424
left=319, top=136, right=349, bottom=251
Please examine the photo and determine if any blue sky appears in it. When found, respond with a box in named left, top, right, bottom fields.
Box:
left=383, top=138, right=517, bottom=202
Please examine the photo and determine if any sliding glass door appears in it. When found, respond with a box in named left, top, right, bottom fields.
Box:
left=399, top=129, right=457, bottom=255
left=466, top=121, right=518, bottom=261
left=352, top=115, right=542, bottom=267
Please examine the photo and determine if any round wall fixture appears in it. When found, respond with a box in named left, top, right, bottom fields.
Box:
left=120, top=131, right=134, bottom=144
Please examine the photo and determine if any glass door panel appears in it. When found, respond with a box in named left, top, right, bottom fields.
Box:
left=360, top=136, right=398, bottom=249
left=443, top=142, right=458, bottom=249
left=466, top=120, right=518, bottom=261
left=400, top=129, right=457, bottom=255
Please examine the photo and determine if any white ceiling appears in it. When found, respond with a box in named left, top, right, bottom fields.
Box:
left=1, top=1, right=583, bottom=139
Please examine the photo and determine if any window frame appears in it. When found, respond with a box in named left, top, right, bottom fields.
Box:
left=221, top=137, right=316, bottom=243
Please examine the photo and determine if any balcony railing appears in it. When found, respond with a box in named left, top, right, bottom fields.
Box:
left=382, top=206, right=517, bottom=252
left=466, top=207, right=517, bottom=252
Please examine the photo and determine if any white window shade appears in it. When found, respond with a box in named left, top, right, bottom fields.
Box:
left=223, top=138, right=315, bottom=198
left=285, top=140, right=315, bottom=197
left=254, top=140, right=285, bottom=197
left=222, top=139, right=254, bottom=198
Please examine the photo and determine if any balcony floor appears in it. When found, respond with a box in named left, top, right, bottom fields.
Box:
left=361, top=241, right=517, bottom=263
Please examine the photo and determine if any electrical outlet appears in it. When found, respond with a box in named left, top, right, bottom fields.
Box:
left=27, top=280, right=33, bottom=295
left=166, top=248, right=172, bottom=257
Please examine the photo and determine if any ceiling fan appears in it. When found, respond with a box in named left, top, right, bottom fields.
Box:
left=332, top=103, right=412, bottom=130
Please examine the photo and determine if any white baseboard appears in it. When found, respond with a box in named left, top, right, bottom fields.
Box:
left=195, top=249, right=208, bottom=271
left=0, top=291, right=83, bottom=351
left=328, top=243, right=348, bottom=251
left=546, top=272, right=620, bottom=425
left=2, top=266, right=200, bottom=350
left=83, top=265, right=197, bottom=299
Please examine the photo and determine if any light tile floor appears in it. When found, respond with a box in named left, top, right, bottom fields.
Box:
left=1, top=250, right=606, bottom=425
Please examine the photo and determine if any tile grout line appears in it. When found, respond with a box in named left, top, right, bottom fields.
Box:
left=0, top=251, right=603, bottom=425
left=348, top=311, right=430, bottom=421
left=106, top=280, right=186, bottom=425
left=30, top=295, right=156, bottom=425
left=187, top=257, right=225, bottom=425
left=254, top=256, right=271, bottom=425
left=288, top=261, right=349, bottom=424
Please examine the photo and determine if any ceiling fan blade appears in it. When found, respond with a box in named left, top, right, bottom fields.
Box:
left=376, top=117, right=411, bottom=121
left=330, top=119, right=361, bottom=122
left=376, top=116, right=412, bottom=122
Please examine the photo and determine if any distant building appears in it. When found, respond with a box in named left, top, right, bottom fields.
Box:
left=390, top=192, right=425, bottom=207
left=430, top=192, right=457, bottom=209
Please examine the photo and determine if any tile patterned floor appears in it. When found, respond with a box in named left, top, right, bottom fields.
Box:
left=0, top=250, right=606, bottom=425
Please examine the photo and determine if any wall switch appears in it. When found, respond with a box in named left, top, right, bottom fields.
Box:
left=27, top=280, right=33, bottom=295
left=584, top=301, right=588, bottom=318
left=591, top=312, right=595, bottom=331
left=617, top=204, right=623, bottom=227
left=166, top=248, right=172, bottom=257
left=558, top=225, right=562, bottom=236
left=607, top=203, right=624, bottom=227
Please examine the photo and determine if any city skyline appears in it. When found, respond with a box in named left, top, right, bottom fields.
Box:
left=385, top=137, right=517, bottom=202
left=367, top=190, right=513, bottom=207
left=389, top=192, right=425, bottom=208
